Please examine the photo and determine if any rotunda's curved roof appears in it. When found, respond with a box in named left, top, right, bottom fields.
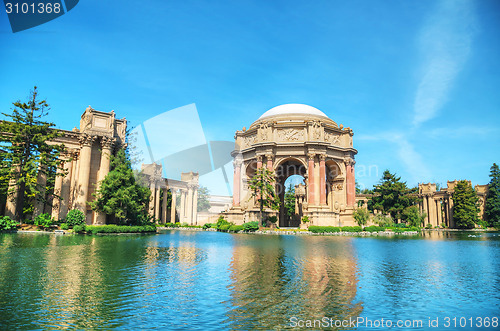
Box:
left=258, top=104, right=329, bottom=120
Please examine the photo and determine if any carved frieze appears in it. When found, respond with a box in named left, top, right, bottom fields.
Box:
left=324, top=131, right=341, bottom=145
left=243, top=134, right=257, bottom=148
left=277, top=128, right=304, bottom=142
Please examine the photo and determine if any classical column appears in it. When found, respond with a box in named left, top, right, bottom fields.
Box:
left=307, top=153, right=315, bottom=205
left=155, top=186, right=161, bottom=222
left=426, top=194, right=430, bottom=225
left=344, top=158, right=355, bottom=207
left=436, top=199, right=442, bottom=226
left=180, top=189, right=186, bottom=222
left=69, top=151, right=79, bottom=210
left=256, top=155, right=263, bottom=169
left=51, top=161, right=65, bottom=220
left=266, top=153, right=273, bottom=170
left=95, top=137, right=115, bottom=225
left=192, top=185, right=198, bottom=225
left=170, top=189, right=177, bottom=223
left=149, top=182, right=156, bottom=218
left=319, top=154, right=327, bottom=205
left=161, top=188, right=168, bottom=223
left=232, top=160, right=241, bottom=207
left=75, top=134, right=95, bottom=214
left=186, top=184, right=194, bottom=224
left=59, top=154, right=74, bottom=219
left=33, top=163, right=47, bottom=218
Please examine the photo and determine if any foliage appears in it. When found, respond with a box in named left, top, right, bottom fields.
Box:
left=308, top=226, right=341, bottom=233
left=60, top=223, right=69, bottom=230
left=0, top=87, right=66, bottom=221
left=425, top=223, right=433, bottom=229
left=219, top=224, right=232, bottom=232
left=267, top=215, right=278, bottom=224
left=243, top=221, right=259, bottom=232
left=364, top=225, right=386, bottom=232
left=452, top=180, right=479, bottom=229
left=83, top=224, right=156, bottom=234
left=216, top=216, right=229, bottom=229
left=284, top=184, right=295, bottom=219
left=402, top=206, right=426, bottom=227
left=90, top=149, right=151, bottom=225
left=73, top=224, right=86, bottom=233
left=34, top=213, right=54, bottom=228
left=248, top=167, right=280, bottom=226
left=301, top=216, right=310, bottom=223
left=202, top=223, right=214, bottom=229
left=368, top=170, right=418, bottom=221
left=228, top=225, right=244, bottom=232
left=341, top=226, right=362, bottom=232
left=0, top=216, right=18, bottom=231
left=373, top=214, right=394, bottom=227
left=485, top=163, right=500, bottom=226
left=65, top=209, right=86, bottom=226
left=353, top=208, right=370, bottom=226
left=197, top=186, right=211, bottom=212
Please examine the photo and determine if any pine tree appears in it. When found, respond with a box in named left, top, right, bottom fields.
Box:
left=452, top=180, right=479, bottom=229
left=248, top=167, right=280, bottom=226
left=484, top=163, right=500, bottom=226
left=90, top=149, right=151, bottom=225
left=368, top=170, right=418, bottom=221
left=0, top=87, right=65, bottom=221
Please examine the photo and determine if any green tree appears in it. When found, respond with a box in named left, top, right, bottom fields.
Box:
left=90, top=149, right=151, bottom=225
left=368, top=170, right=418, bottom=221
left=284, top=184, right=295, bottom=219
left=353, top=208, right=370, bottom=227
left=484, top=163, right=500, bottom=226
left=248, top=167, right=280, bottom=226
left=452, top=180, right=479, bottom=229
left=197, top=186, right=211, bottom=212
left=402, top=205, right=426, bottom=227
left=0, top=87, right=65, bottom=221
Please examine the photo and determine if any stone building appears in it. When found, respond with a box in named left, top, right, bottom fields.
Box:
left=418, top=181, right=488, bottom=228
left=4, top=106, right=127, bottom=224
left=226, top=104, right=358, bottom=227
left=141, top=163, right=200, bottom=224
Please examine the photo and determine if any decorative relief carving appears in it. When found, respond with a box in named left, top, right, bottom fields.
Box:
left=243, top=134, right=257, bottom=147
left=312, top=120, right=322, bottom=140
left=324, top=131, right=340, bottom=145
left=259, top=122, right=270, bottom=141
left=79, top=134, right=96, bottom=147
left=278, top=128, right=304, bottom=141
left=101, top=136, right=116, bottom=149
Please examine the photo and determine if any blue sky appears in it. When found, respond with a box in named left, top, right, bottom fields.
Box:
left=1, top=0, right=499, bottom=191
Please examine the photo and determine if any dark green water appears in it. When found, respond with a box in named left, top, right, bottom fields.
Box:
left=0, top=230, right=499, bottom=330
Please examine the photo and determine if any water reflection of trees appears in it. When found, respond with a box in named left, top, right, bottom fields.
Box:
left=226, top=235, right=362, bottom=330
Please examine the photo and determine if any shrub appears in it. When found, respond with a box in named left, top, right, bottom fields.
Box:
left=73, top=225, right=86, bottom=233
left=308, top=226, right=341, bottom=233
left=341, top=226, right=362, bottom=232
left=229, top=225, right=244, bottom=232
left=493, top=222, right=500, bottom=230
left=425, top=223, right=433, bottom=229
left=353, top=208, right=370, bottom=226
left=60, top=223, right=69, bottom=230
left=267, top=216, right=278, bottom=224
left=34, top=213, right=54, bottom=228
left=301, top=216, right=310, bottom=223
left=219, top=224, right=231, bottom=232
left=374, top=214, right=394, bottom=227
left=393, top=223, right=408, bottom=228
left=0, top=216, right=18, bottom=231
left=203, top=223, right=214, bottom=229
left=243, top=221, right=259, bottom=232
left=364, top=225, right=385, bottom=232
left=66, top=209, right=86, bottom=227
left=216, top=216, right=230, bottom=230
left=84, top=224, right=157, bottom=234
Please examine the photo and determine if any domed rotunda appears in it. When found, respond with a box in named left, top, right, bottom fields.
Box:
left=227, top=104, right=358, bottom=227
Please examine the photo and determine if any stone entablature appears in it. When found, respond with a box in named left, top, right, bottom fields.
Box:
left=227, top=104, right=358, bottom=227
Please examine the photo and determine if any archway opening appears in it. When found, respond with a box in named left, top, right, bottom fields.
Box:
left=275, top=158, right=307, bottom=227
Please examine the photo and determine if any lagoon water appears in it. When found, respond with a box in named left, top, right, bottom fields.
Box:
left=0, top=230, right=499, bottom=330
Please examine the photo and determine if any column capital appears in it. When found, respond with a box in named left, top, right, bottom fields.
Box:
left=79, top=134, right=96, bottom=147
left=101, top=136, right=116, bottom=149
left=319, top=154, right=327, bottom=161
left=233, top=159, right=243, bottom=168
left=307, top=153, right=316, bottom=160
left=256, top=155, right=264, bottom=162
left=265, top=153, right=274, bottom=161
left=343, top=158, right=355, bottom=166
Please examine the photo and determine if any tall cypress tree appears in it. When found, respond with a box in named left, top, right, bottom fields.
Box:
left=484, top=163, right=500, bottom=226
left=452, top=180, right=479, bottom=229
left=0, top=87, right=65, bottom=221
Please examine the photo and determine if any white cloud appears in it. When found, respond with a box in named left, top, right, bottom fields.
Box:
left=413, top=0, right=476, bottom=126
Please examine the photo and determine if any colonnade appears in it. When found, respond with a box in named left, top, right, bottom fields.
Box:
left=148, top=182, right=199, bottom=225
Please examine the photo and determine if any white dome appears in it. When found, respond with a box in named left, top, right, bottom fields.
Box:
left=259, top=104, right=329, bottom=119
